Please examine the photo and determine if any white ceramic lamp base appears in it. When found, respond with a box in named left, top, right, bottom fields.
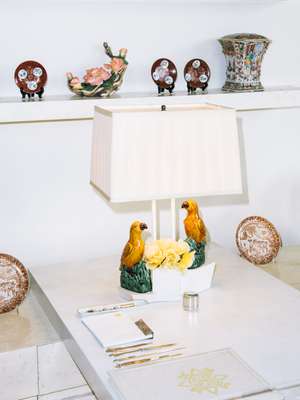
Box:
left=120, top=262, right=216, bottom=302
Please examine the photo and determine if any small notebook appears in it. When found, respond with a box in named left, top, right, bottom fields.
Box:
left=81, top=311, right=153, bottom=349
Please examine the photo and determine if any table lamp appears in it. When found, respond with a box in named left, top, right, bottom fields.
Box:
left=90, top=103, right=243, bottom=241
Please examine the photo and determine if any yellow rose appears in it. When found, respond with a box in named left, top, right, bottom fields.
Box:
left=177, top=251, right=195, bottom=272
left=164, top=248, right=180, bottom=267
left=144, top=241, right=165, bottom=269
left=144, top=239, right=194, bottom=272
left=176, top=239, right=190, bottom=255
left=144, top=242, right=159, bottom=259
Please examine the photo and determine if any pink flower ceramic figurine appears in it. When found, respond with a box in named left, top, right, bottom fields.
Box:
left=111, top=58, right=124, bottom=73
left=66, top=42, right=128, bottom=97
left=66, top=73, right=82, bottom=90
left=83, top=67, right=111, bottom=86
left=103, top=63, right=112, bottom=72
left=70, top=77, right=80, bottom=85
left=98, top=67, right=111, bottom=81
left=119, top=48, right=128, bottom=58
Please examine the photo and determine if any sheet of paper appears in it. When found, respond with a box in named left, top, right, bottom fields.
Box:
left=110, top=349, right=271, bottom=400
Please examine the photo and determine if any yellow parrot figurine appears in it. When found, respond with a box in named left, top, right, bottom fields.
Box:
left=121, top=221, right=148, bottom=268
left=181, top=199, right=206, bottom=244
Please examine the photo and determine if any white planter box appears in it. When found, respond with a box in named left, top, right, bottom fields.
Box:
left=120, top=262, right=216, bottom=302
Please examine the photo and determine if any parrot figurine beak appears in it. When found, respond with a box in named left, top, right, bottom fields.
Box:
left=140, top=222, right=148, bottom=230
left=181, top=201, right=189, bottom=209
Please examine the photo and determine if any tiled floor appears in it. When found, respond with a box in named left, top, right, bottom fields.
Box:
left=38, top=386, right=95, bottom=400
left=0, top=341, right=96, bottom=400
left=0, top=292, right=59, bottom=353
left=0, top=289, right=97, bottom=400
left=38, top=342, right=86, bottom=395
left=0, top=346, right=38, bottom=400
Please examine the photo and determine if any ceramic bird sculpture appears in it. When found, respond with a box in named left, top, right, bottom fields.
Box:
left=121, top=221, right=148, bottom=268
left=181, top=200, right=206, bottom=244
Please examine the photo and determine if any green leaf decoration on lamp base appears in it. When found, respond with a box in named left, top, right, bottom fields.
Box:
left=120, top=260, right=152, bottom=293
left=185, top=238, right=206, bottom=269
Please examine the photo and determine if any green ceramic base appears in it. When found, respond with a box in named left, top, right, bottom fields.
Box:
left=185, top=238, right=206, bottom=269
left=120, top=260, right=152, bottom=293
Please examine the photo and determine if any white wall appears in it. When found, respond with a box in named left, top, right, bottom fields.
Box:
left=0, top=0, right=299, bottom=267
left=1, top=108, right=299, bottom=267
left=1, top=0, right=300, bottom=96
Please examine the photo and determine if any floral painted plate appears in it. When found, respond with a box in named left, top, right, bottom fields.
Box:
left=184, top=58, right=210, bottom=94
left=14, top=60, right=47, bottom=99
left=151, top=58, right=177, bottom=95
left=0, top=254, right=29, bottom=314
left=236, top=216, right=281, bottom=265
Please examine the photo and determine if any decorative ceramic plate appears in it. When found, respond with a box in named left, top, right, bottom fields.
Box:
left=236, top=216, right=281, bottom=265
left=184, top=58, right=211, bottom=92
left=14, top=60, right=47, bottom=97
left=151, top=58, right=177, bottom=94
left=0, top=254, right=29, bottom=314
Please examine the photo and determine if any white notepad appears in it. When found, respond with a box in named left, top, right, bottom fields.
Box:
left=81, top=311, right=153, bottom=349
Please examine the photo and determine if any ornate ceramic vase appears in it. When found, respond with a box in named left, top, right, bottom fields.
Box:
left=218, top=33, right=271, bottom=92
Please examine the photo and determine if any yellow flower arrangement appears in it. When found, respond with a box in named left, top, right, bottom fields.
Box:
left=144, top=239, right=195, bottom=272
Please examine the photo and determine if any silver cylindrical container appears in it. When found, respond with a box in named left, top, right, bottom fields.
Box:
left=183, top=292, right=199, bottom=312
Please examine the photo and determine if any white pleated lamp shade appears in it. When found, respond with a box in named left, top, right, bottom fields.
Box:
left=90, top=104, right=243, bottom=202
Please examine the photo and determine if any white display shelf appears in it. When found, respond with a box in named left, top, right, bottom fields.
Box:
left=1, top=86, right=299, bottom=124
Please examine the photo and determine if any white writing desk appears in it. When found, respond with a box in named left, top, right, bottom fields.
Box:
left=30, top=244, right=300, bottom=399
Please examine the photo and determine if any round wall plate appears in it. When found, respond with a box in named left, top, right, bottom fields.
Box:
left=151, top=58, right=177, bottom=91
left=184, top=58, right=211, bottom=92
left=0, top=254, right=29, bottom=314
left=236, top=216, right=281, bottom=265
left=14, top=60, right=47, bottom=95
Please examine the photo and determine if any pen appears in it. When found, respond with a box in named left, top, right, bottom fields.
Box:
left=113, top=347, right=186, bottom=363
left=108, top=343, right=177, bottom=357
left=115, top=353, right=183, bottom=368
left=78, top=300, right=147, bottom=317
